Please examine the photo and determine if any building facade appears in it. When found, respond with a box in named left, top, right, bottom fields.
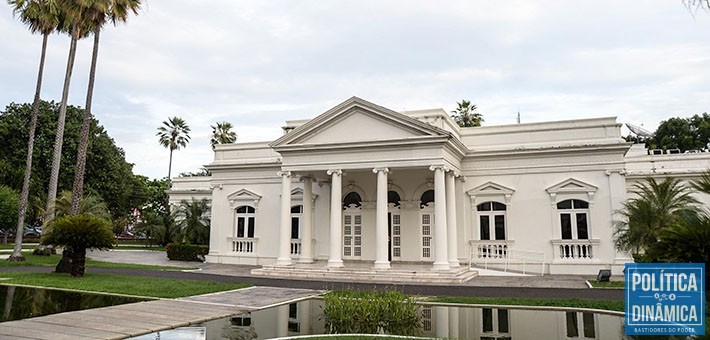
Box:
left=169, top=97, right=710, bottom=275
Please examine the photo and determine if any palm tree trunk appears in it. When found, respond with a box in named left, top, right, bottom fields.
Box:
left=168, top=148, right=173, bottom=185
left=44, top=34, right=78, bottom=226
left=71, top=28, right=101, bottom=216
left=9, top=33, right=49, bottom=262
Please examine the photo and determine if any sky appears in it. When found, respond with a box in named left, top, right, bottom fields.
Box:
left=2, top=1, right=710, bottom=180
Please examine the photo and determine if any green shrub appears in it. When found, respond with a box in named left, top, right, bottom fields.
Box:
left=166, top=243, right=208, bottom=261
left=41, top=215, right=114, bottom=277
left=323, top=290, right=422, bottom=336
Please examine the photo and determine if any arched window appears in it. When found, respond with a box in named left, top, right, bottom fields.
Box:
left=388, top=191, right=401, bottom=207
left=420, top=189, right=435, bottom=208
left=557, top=199, right=589, bottom=239
left=343, top=192, right=362, bottom=209
left=477, top=201, right=507, bottom=240
left=235, top=205, right=255, bottom=238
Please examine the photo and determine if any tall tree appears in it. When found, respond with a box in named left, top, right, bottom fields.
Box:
left=0, top=101, right=147, bottom=220
left=7, top=0, right=60, bottom=262
left=43, top=0, right=91, bottom=226
left=210, top=121, right=237, bottom=149
left=450, top=100, right=484, bottom=127
left=647, top=113, right=710, bottom=151
left=156, top=117, right=191, bottom=184
left=70, top=0, right=141, bottom=215
left=613, top=177, right=699, bottom=258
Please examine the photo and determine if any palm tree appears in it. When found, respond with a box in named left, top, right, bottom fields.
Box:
left=43, top=0, right=93, bottom=226
left=53, top=190, right=111, bottom=221
left=8, top=0, right=60, bottom=262
left=210, top=121, right=237, bottom=149
left=613, top=177, right=700, bottom=257
left=156, top=117, right=191, bottom=184
left=451, top=100, right=484, bottom=127
left=70, top=0, right=141, bottom=215
left=691, top=169, right=710, bottom=195
left=173, top=199, right=211, bottom=245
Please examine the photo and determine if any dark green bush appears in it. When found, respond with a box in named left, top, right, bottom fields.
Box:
left=166, top=243, right=208, bottom=261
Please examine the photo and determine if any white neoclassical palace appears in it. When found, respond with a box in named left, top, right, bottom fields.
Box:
left=169, top=97, right=710, bottom=277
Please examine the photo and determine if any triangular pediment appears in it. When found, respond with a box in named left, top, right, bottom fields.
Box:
left=467, top=181, right=515, bottom=197
left=271, top=97, right=449, bottom=147
left=546, top=178, right=597, bottom=194
left=227, top=188, right=262, bottom=207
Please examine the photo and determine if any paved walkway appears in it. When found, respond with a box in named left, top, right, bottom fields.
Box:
left=79, top=250, right=623, bottom=300
left=0, top=286, right=322, bottom=340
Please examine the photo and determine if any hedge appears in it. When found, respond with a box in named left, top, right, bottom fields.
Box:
left=166, top=243, right=209, bottom=261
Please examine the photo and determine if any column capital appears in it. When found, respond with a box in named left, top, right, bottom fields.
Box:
left=429, top=165, right=448, bottom=172
left=456, top=174, right=467, bottom=182
left=326, top=169, right=343, bottom=176
left=299, top=175, right=316, bottom=182
left=372, top=167, right=389, bottom=174
left=277, top=171, right=292, bottom=178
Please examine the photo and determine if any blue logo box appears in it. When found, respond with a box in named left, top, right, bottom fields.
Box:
left=625, top=263, right=705, bottom=336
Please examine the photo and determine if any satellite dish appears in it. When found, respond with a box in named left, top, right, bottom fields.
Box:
left=625, top=123, right=652, bottom=137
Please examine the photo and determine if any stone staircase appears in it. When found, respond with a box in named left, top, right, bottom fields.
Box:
left=251, top=263, right=478, bottom=284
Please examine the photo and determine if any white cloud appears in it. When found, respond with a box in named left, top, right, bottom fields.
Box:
left=2, top=0, right=710, bottom=179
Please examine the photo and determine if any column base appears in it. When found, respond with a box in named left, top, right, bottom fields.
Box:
left=298, top=257, right=314, bottom=264
left=432, top=261, right=450, bottom=271
left=373, top=261, right=391, bottom=270
left=274, top=257, right=294, bottom=267
left=327, top=259, right=344, bottom=268
left=448, top=260, right=460, bottom=267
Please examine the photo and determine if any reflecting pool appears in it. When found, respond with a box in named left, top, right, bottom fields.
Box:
left=132, top=299, right=629, bottom=339
left=0, top=284, right=145, bottom=322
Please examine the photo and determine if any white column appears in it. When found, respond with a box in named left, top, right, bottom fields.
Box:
left=275, top=171, right=293, bottom=266
left=430, top=165, right=450, bottom=270
left=446, top=171, right=460, bottom=267
left=373, top=167, right=390, bottom=270
left=435, top=306, right=450, bottom=338
left=299, top=176, right=314, bottom=263
left=327, top=169, right=344, bottom=268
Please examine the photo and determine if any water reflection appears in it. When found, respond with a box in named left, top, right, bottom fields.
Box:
left=134, top=299, right=628, bottom=340
left=0, top=284, right=144, bottom=322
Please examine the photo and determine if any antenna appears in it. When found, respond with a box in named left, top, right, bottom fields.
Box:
left=625, top=123, right=652, bottom=137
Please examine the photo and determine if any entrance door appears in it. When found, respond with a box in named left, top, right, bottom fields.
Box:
left=343, top=212, right=362, bottom=259
left=389, top=212, right=401, bottom=261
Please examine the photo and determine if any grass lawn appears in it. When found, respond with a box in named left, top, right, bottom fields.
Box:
left=0, top=272, right=248, bottom=298
left=430, top=296, right=624, bottom=312
left=587, top=280, right=625, bottom=288
left=0, top=253, right=195, bottom=271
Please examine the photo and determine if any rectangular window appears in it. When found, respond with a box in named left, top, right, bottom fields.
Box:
left=291, top=217, right=299, bottom=239
left=583, top=312, right=595, bottom=338
left=566, top=312, right=579, bottom=337
left=561, top=213, right=572, bottom=239
left=247, top=217, right=255, bottom=238
left=494, top=215, right=505, bottom=240
left=480, top=216, right=490, bottom=240
left=576, top=213, right=589, bottom=239
left=498, top=309, right=509, bottom=333
left=237, top=217, right=245, bottom=238
left=482, top=308, right=493, bottom=332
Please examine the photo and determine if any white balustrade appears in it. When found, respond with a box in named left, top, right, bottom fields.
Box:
left=229, top=237, right=257, bottom=254
left=290, top=239, right=302, bottom=255
left=551, top=239, right=600, bottom=260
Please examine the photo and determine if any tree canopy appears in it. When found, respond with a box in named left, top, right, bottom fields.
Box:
left=450, top=100, right=484, bottom=127
left=0, top=100, right=147, bottom=221
left=646, top=113, right=710, bottom=151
